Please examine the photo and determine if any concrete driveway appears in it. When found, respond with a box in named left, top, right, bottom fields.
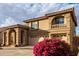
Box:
left=0, top=46, right=33, bottom=56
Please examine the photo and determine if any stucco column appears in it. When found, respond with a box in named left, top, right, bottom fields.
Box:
left=16, top=28, right=21, bottom=46
left=6, top=30, right=10, bottom=46
left=1, top=32, right=5, bottom=46
left=67, top=33, right=71, bottom=45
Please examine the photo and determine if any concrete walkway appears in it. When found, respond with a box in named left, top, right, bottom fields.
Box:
left=0, top=46, right=33, bottom=56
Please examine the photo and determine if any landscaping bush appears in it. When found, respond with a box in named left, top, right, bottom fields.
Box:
left=33, top=38, right=72, bottom=56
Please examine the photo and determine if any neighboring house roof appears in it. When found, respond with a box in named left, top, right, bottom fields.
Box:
left=23, top=8, right=77, bottom=26
left=0, top=24, right=28, bottom=32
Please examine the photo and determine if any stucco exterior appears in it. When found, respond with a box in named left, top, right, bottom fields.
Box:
left=0, top=24, right=28, bottom=47
left=24, top=8, right=77, bottom=45
left=0, top=8, right=77, bottom=47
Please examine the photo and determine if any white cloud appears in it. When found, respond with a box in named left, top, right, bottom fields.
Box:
left=0, top=17, right=17, bottom=27
left=0, top=3, right=79, bottom=35
left=39, top=3, right=56, bottom=13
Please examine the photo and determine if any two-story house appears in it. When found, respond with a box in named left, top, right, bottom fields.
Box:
left=0, top=8, right=77, bottom=47
left=24, top=8, right=77, bottom=45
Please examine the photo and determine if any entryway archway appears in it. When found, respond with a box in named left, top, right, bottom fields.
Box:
left=9, top=29, right=16, bottom=47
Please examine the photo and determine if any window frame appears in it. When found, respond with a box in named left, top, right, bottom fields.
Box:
left=52, top=16, right=64, bottom=25
left=31, top=21, right=39, bottom=29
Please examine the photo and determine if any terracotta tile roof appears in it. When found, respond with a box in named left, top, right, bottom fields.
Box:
left=23, top=8, right=77, bottom=26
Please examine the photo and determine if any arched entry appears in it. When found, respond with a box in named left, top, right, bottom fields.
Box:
left=9, top=29, right=16, bottom=47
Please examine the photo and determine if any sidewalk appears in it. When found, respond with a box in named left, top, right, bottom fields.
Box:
left=0, top=46, right=33, bottom=56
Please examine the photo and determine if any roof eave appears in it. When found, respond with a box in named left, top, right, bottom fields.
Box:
left=23, top=8, right=77, bottom=26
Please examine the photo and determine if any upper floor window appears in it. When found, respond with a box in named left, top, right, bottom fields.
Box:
left=31, top=21, right=39, bottom=29
left=53, top=16, right=64, bottom=25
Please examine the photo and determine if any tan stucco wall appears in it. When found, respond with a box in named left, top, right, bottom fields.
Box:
left=39, top=19, right=49, bottom=30
left=70, top=15, right=76, bottom=46
left=0, top=27, right=28, bottom=47
left=0, top=32, right=3, bottom=45
left=25, top=12, right=76, bottom=45
left=25, top=13, right=72, bottom=30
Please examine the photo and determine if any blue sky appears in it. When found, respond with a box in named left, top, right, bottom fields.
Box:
left=0, top=3, right=79, bottom=35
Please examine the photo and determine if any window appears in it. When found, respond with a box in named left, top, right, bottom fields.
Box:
left=51, top=33, right=66, bottom=39
left=53, top=16, right=64, bottom=24
left=31, top=21, right=39, bottom=29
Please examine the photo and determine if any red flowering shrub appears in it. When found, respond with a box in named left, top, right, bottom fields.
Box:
left=33, top=38, right=72, bottom=56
